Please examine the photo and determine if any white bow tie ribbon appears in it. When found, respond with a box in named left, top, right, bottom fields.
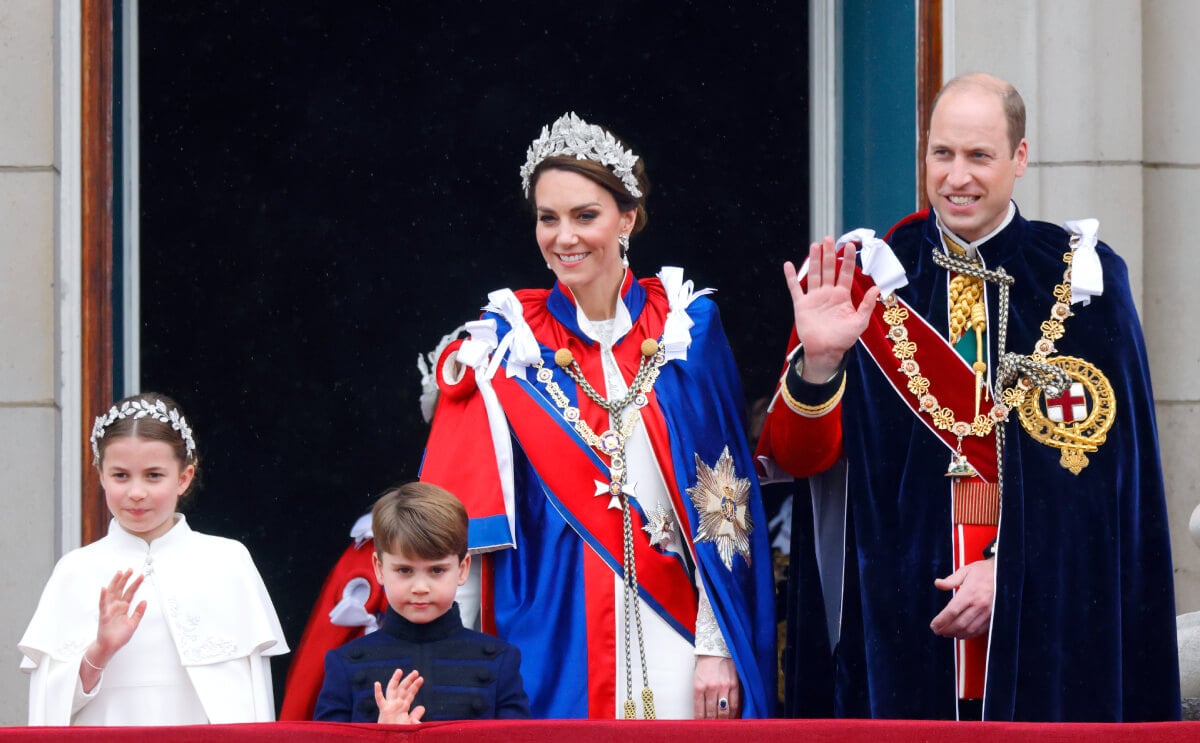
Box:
left=328, top=576, right=380, bottom=634
left=657, top=266, right=714, bottom=362
left=1061, top=218, right=1104, bottom=305
left=348, top=512, right=373, bottom=547
left=481, top=289, right=542, bottom=380
left=834, top=228, right=909, bottom=296
left=456, top=319, right=499, bottom=370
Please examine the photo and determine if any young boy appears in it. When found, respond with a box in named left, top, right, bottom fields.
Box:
left=313, top=483, right=530, bottom=723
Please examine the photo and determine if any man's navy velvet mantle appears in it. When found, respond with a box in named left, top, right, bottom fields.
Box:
left=785, top=208, right=1180, bottom=721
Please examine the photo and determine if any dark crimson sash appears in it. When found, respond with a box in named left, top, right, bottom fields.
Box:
left=848, top=264, right=999, bottom=482
left=844, top=252, right=998, bottom=703
left=489, top=371, right=698, bottom=637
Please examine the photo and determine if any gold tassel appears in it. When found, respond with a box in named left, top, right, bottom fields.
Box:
left=641, top=687, right=656, bottom=720
left=972, top=302, right=988, bottom=416
left=623, top=699, right=637, bottom=719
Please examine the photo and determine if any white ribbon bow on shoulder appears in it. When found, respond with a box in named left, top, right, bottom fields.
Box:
left=658, top=266, right=714, bottom=361
left=835, top=228, right=908, bottom=296
left=1061, top=218, right=1104, bottom=305
left=328, top=577, right=379, bottom=635
left=480, top=289, right=542, bottom=380
left=456, top=319, right=499, bottom=370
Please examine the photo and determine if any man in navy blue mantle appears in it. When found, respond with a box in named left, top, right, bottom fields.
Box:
left=757, top=73, right=1179, bottom=721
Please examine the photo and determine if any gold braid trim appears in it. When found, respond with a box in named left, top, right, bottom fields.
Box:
left=781, top=373, right=846, bottom=418
left=948, top=274, right=983, bottom=344
left=944, top=233, right=985, bottom=345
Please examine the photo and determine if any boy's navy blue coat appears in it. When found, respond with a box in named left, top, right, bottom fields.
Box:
left=314, top=602, right=530, bottom=722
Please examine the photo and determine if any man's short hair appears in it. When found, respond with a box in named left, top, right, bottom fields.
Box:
left=930, top=73, right=1026, bottom=155
left=372, top=482, right=469, bottom=561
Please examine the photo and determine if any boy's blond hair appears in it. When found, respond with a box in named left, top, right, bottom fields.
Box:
left=372, top=482, right=468, bottom=561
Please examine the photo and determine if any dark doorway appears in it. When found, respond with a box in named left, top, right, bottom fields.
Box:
left=138, top=2, right=809, bottom=702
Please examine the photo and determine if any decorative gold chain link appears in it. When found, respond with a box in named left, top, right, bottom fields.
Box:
left=533, top=338, right=666, bottom=718
left=888, top=247, right=1075, bottom=440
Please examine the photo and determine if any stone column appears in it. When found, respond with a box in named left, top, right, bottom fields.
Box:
left=950, top=0, right=1146, bottom=306
left=1143, top=0, right=1200, bottom=618
left=0, top=0, right=65, bottom=725
left=949, top=0, right=1200, bottom=617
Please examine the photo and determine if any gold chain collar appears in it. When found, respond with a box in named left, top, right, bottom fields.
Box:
left=534, top=338, right=666, bottom=500
left=882, top=248, right=1075, bottom=444
left=532, top=337, right=667, bottom=718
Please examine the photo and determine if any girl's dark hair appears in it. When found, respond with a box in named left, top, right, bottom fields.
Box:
left=95, top=392, right=200, bottom=499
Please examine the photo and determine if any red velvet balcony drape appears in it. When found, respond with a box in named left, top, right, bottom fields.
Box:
left=2, top=719, right=1197, bottom=742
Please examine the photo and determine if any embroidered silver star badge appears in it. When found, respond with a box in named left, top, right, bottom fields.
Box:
left=687, top=446, right=753, bottom=571
left=642, top=504, right=675, bottom=548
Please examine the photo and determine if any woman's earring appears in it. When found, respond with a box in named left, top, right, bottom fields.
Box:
left=619, top=233, right=631, bottom=267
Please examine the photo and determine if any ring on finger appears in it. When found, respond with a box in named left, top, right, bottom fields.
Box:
left=718, top=697, right=729, bottom=712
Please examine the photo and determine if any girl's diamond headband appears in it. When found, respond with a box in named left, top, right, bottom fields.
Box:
left=90, top=398, right=197, bottom=464
left=519, top=112, right=642, bottom=199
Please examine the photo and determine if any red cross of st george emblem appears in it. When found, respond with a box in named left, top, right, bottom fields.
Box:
left=1046, top=382, right=1087, bottom=423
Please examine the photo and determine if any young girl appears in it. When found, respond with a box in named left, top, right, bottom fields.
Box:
left=18, top=393, right=288, bottom=725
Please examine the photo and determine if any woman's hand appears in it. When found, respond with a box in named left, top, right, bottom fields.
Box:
left=693, top=655, right=741, bottom=719
left=784, top=237, right=880, bottom=382
left=375, top=668, right=426, bottom=725
left=80, top=569, right=147, bottom=691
